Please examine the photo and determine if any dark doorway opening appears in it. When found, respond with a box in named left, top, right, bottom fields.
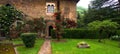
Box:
left=49, top=26, right=53, bottom=36
left=5, top=4, right=11, bottom=6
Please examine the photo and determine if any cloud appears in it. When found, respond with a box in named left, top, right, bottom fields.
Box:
left=77, top=0, right=92, bottom=8
left=77, top=0, right=118, bottom=8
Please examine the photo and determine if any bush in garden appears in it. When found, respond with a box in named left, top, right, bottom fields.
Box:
left=88, top=20, right=119, bottom=35
left=88, top=20, right=119, bottom=42
left=20, top=33, right=37, bottom=48
left=116, top=30, right=120, bottom=36
left=51, top=28, right=99, bottom=39
left=110, top=35, right=120, bottom=41
left=51, top=30, right=56, bottom=39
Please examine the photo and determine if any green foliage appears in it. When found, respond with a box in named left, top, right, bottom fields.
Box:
left=0, top=5, right=23, bottom=37
left=63, top=29, right=99, bottom=39
left=83, top=0, right=120, bottom=25
left=15, top=21, right=23, bottom=31
left=110, top=35, right=120, bottom=41
left=52, top=29, right=100, bottom=39
left=20, top=33, right=37, bottom=48
left=88, top=20, right=119, bottom=38
left=77, top=12, right=85, bottom=28
left=77, top=6, right=87, bottom=28
left=77, top=6, right=87, bottom=15
left=51, top=30, right=56, bottom=39
left=87, top=20, right=101, bottom=30
left=88, top=20, right=119, bottom=31
left=116, top=30, right=120, bottom=36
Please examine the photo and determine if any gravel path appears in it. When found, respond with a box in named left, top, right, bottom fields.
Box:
left=38, top=39, right=51, bottom=54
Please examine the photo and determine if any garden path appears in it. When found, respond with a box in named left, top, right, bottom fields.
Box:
left=38, top=39, right=51, bottom=54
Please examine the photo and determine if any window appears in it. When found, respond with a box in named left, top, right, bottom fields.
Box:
left=51, top=5, right=54, bottom=13
left=46, top=3, right=55, bottom=14
left=47, top=5, right=54, bottom=13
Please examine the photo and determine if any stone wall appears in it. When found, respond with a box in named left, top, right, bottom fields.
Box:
left=60, top=0, right=77, bottom=21
left=0, top=0, right=78, bottom=21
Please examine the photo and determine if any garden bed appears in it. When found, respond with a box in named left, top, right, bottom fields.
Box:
left=0, top=42, right=16, bottom=54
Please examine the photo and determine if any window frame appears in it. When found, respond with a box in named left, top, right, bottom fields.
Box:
left=46, top=3, right=56, bottom=15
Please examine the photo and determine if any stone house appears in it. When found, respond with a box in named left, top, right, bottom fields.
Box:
left=0, top=0, right=79, bottom=37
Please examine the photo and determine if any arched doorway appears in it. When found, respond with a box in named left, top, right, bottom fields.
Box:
left=49, top=26, right=53, bottom=36
left=5, top=3, right=11, bottom=6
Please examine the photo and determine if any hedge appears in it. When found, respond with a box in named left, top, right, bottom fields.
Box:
left=20, top=33, right=37, bottom=48
left=110, top=35, right=120, bottom=41
left=51, top=29, right=109, bottom=39
left=116, top=30, right=120, bottom=36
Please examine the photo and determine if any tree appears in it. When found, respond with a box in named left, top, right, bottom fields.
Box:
left=118, top=0, right=120, bottom=5
left=53, top=12, right=63, bottom=41
left=0, top=5, right=23, bottom=39
left=77, top=6, right=87, bottom=28
left=88, top=20, right=119, bottom=42
left=52, top=0, right=64, bottom=41
left=77, top=12, right=81, bottom=19
left=84, top=0, right=120, bottom=25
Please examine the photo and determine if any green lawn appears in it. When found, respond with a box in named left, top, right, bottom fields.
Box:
left=13, top=39, right=44, bottom=54
left=52, top=39, right=120, bottom=54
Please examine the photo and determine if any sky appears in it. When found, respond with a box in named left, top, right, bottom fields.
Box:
left=77, top=0, right=92, bottom=8
left=77, top=0, right=118, bottom=8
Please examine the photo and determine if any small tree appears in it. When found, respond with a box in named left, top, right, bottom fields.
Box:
left=0, top=5, right=23, bottom=39
left=53, top=12, right=63, bottom=41
left=88, top=20, right=119, bottom=42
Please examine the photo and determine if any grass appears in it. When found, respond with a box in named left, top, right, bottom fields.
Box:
left=13, top=38, right=44, bottom=54
left=52, top=39, right=120, bottom=54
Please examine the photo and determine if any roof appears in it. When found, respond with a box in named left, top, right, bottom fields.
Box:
left=0, top=0, right=80, bottom=4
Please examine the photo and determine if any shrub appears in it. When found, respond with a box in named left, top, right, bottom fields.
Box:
left=51, top=29, right=100, bottom=39
left=20, top=33, right=37, bottom=48
left=116, top=30, right=120, bottom=36
left=110, top=35, right=120, bottom=41
left=51, top=30, right=56, bottom=38
left=88, top=20, right=119, bottom=38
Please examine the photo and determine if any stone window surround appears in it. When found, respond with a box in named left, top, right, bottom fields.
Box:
left=46, top=3, right=56, bottom=16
